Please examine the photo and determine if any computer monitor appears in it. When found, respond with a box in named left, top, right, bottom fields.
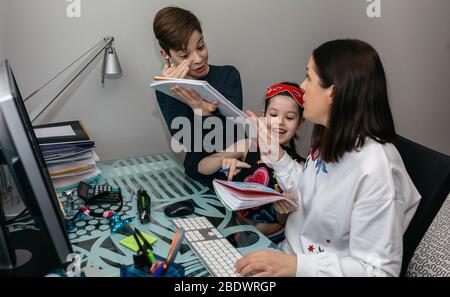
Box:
left=0, top=60, right=72, bottom=275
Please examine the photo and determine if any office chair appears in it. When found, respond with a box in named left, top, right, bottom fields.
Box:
left=393, top=135, right=450, bottom=276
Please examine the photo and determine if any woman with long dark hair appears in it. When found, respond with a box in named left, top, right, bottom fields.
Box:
left=236, top=39, right=421, bottom=277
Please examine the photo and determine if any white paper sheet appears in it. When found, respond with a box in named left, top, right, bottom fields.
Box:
left=34, top=125, right=76, bottom=138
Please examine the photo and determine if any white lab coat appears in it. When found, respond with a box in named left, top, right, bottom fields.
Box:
left=272, top=138, right=421, bottom=276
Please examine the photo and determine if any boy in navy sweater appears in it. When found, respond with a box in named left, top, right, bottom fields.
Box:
left=153, top=6, right=243, bottom=187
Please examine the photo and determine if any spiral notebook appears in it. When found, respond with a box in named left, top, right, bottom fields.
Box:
left=212, top=179, right=300, bottom=211
left=150, top=76, right=248, bottom=120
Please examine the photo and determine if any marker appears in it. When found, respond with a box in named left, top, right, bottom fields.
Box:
left=219, top=167, right=242, bottom=173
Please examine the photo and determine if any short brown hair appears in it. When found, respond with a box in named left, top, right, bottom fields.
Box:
left=311, top=39, right=396, bottom=163
left=153, top=6, right=202, bottom=55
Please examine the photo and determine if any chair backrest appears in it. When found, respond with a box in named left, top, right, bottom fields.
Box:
left=393, top=135, right=450, bottom=276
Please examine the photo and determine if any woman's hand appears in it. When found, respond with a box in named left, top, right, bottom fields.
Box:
left=222, top=158, right=251, bottom=181
left=235, top=250, right=297, bottom=277
left=246, top=110, right=285, bottom=165
left=274, top=193, right=298, bottom=214
left=170, top=86, right=219, bottom=116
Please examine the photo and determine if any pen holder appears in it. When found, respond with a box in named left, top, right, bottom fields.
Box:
left=120, top=255, right=184, bottom=277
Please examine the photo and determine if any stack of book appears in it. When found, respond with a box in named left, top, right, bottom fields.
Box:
left=33, top=120, right=102, bottom=191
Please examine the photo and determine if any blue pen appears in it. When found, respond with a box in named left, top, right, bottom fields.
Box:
left=219, top=167, right=242, bottom=173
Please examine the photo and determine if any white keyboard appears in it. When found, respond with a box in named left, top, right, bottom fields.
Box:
left=172, top=216, right=241, bottom=277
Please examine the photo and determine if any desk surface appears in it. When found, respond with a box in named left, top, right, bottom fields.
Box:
left=61, top=153, right=277, bottom=277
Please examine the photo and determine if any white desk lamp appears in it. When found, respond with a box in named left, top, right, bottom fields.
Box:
left=24, top=36, right=122, bottom=123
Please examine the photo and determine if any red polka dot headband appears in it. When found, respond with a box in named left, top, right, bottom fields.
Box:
left=265, top=83, right=304, bottom=107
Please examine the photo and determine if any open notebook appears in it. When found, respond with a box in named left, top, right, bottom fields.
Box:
left=212, top=179, right=300, bottom=211
left=150, top=76, right=248, bottom=120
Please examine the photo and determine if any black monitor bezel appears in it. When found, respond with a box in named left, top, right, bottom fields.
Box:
left=0, top=60, right=72, bottom=271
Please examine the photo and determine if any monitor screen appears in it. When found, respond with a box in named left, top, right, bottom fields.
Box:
left=0, top=60, right=72, bottom=274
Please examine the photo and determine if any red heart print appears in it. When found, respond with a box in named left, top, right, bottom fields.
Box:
left=244, top=167, right=270, bottom=186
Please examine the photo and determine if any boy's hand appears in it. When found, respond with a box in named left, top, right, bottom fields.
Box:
left=222, top=158, right=251, bottom=181
left=162, top=59, right=191, bottom=79
left=170, top=86, right=219, bottom=116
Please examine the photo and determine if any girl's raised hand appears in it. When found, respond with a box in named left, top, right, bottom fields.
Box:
left=245, top=110, right=285, bottom=165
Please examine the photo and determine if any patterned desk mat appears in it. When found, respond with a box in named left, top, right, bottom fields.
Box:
left=62, top=154, right=277, bottom=277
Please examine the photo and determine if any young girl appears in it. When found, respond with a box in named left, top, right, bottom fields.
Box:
left=198, top=82, right=305, bottom=243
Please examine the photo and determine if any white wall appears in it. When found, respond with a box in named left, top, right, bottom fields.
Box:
left=3, top=0, right=450, bottom=162
left=0, top=0, right=7, bottom=60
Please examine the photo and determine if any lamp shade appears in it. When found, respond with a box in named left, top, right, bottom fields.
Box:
left=104, top=46, right=122, bottom=75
